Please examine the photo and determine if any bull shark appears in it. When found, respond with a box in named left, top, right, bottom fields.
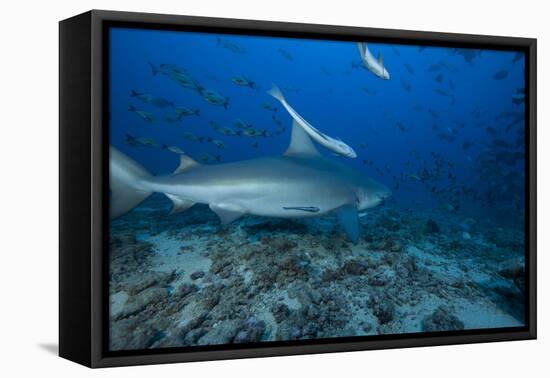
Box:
left=110, top=121, right=390, bottom=243
left=357, top=42, right=390, bottom=80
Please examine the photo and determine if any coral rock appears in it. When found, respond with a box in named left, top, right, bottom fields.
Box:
left=421, top=306, right=464, bottom=332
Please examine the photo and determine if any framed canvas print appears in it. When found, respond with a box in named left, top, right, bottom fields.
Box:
left=59, top=10, right=536, bottom=368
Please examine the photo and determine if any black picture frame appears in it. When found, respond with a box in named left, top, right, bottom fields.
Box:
left=59, top=9, right=537, bottom=368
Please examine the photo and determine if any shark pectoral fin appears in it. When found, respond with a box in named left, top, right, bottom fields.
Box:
left=284, top=120, right=321, bottom=157
left=335, top=204, right=360, bottom=244
left=210, top=203, right=245, bottom=225
left=173, top=155, right=201, bottom=174
left=165, top=194, right=195, bottom=214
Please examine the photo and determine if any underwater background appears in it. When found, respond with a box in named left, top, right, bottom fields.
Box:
left=108, top=27, right=526, bottom=351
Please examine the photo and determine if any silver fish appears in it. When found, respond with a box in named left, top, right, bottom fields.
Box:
left=356, top=43, right=390, bottom=80
left=232, top=76, right=256, bottom=88
left=175, top=107, right=200, bottom=118
left=197, top=87, right=230, bottom=109
left=128, top=105, right=154, bottom=123
left=268, top=84, right=356, bottom=158
left=162, top=145, right=185, bottom=154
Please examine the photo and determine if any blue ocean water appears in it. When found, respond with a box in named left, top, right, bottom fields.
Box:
left=108, top=27, right=526, bottom=351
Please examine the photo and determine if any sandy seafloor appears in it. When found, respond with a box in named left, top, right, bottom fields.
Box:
left=109, top=194, right=525, bottom=351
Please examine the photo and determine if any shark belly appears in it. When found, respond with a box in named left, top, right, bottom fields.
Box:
left=237, top=180, right=351, bottom=218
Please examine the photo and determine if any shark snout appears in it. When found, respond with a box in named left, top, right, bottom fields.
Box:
left=357, top=183, right=391, bottom=210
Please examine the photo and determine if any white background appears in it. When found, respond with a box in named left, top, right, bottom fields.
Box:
left=0, top=0, right=546, bottom=376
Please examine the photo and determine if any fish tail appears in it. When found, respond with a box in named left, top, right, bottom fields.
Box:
left=125, top=134, right=136, bottom=143
left=215, top=155, right=222, bottom=162
left=198, top=137, right=205, bottom=143
left=109, top=146, right=153, bottom=219
left=161, top=144, right=168, bottom=150
left=249, top=81, right=255, bottom=89
left=130, top=89, right=140, bottom=97
left=267, top=83, right=285, bottom=103
left=223, top=98, right=230, bottom=109
left=235, top=130, right=242, bottom=136
left=128, top=105, right=136, bottom=112
left=194, top=109, right=200, bottom=116
left=148, top=62, right=159, bottom=76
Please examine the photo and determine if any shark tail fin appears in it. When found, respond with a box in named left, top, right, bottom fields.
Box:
left=109, top=147, right=153, bottom=219
left=267, top=84, right=286, bottom=103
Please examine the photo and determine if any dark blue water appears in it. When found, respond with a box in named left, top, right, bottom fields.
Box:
left=108, top=27, right=526, bottom=351
left=110, top=27, right=525, bottom=223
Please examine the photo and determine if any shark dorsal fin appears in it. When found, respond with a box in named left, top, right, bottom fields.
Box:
left=284, top=120, right=321, bottom=157
left=378, top=52, right=384, bottom=65
left=173, top=155, right=200, bottom=175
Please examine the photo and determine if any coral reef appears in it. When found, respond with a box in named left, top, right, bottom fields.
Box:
left=109, top=195, right=526, bottom=350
